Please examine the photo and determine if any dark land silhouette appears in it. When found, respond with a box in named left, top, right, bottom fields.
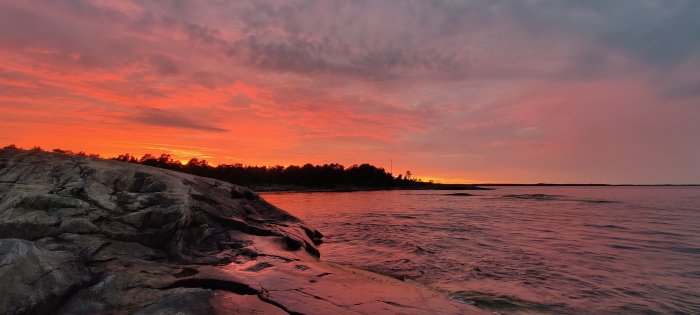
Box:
left=5, top=145, right=484, bottom=191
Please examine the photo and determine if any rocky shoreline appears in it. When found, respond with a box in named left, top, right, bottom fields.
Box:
left=0, top=149, right=486, bottom=314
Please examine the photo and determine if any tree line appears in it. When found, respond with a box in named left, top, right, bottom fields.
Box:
left=112, top=153, right=423, bottom=188
left=5, top=145, right=425, bottom=188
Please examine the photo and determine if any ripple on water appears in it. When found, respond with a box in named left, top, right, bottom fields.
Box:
left=583, top=223, right=628, bottom=229
left=262, top=187, right=700, bottom=314
left=447, top=291, right=571, bottom=313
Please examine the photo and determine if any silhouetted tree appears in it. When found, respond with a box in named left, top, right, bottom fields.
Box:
left=52, top=148, right=77, bottom=155
left=113, top=154, right=138, bottom=163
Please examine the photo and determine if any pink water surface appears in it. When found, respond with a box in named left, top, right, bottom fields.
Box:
left=262, top=186, right=700, bottom=314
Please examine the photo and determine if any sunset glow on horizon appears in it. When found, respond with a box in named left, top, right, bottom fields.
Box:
left=2, top=1, right=699, bottom=184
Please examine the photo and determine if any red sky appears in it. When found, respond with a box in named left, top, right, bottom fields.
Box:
left=1, top=1, right=699, bottom=184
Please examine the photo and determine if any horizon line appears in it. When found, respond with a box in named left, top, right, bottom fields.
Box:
left=471, top=183, right=700, bottom=187
left=4, top=146, right=699, bottom=187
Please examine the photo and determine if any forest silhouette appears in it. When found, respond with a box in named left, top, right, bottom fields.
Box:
left=4, top=145, right=478, bottom=190
left=113, top=152, right=413, bottom=189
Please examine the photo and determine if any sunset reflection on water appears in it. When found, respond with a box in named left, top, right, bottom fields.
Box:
left=263, top=186, right=700, bottom=314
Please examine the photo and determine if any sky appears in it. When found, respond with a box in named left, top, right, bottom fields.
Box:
left=1, top=0, right=699, bottom=184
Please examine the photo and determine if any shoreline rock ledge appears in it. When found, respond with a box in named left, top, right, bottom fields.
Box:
left=0, top=149, right=486, bottom=315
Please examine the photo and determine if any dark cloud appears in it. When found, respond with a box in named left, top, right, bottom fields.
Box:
left=227, top=94, right=253, bottom=107
left=0, top=3, right=72, bottom=48
left=133, top=108, right=228, bottom=132
left=0, top=2, right=140, bottom=70
left=149, top=54, right=180, bottom=76
left=658, top=74, right=700, bottom=100
left=585, top=0, right=700, bottom=68
left=191, top=71, right=228, bottom=89
left=222, top=1, right=489, bottom=80
left=184, top=23, right=225, bottom=44
left=232, top=34, right=467, bottom=80
left=6, top=1, right=699, bottom=81
left=216, top=0, right=700, bottom=82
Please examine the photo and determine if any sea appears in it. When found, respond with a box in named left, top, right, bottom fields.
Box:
left=262, top=186, right=700, bottom=314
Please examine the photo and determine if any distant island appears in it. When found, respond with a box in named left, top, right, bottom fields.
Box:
left=4, top=145, right=486, bottom=192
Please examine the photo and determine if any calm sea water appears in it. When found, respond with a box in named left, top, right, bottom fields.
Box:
left=262, top=187, right=700, bottom=314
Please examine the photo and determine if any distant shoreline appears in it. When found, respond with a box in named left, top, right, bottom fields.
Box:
left=251, top=183, right=492, bottom=193
left=254, top=183, right=700, bottom=193
left=473, top=183, right=700, bottom=187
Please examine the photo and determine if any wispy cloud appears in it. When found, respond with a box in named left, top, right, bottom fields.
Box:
left=133, top=108, right=228, bottom=132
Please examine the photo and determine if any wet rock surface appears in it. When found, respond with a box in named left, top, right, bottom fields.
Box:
left=0, top=149, right=486, bottom=315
